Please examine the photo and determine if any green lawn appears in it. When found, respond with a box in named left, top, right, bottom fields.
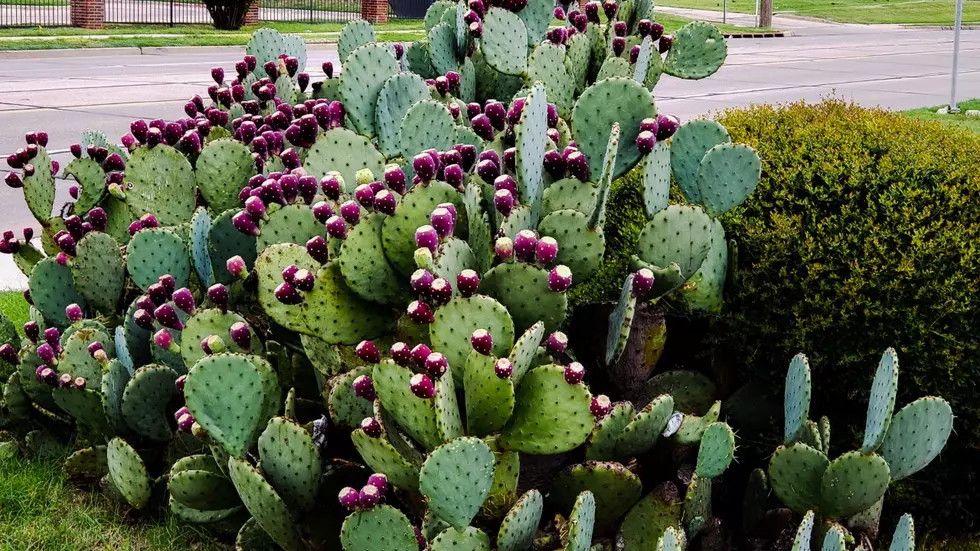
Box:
left=655, top=0, right=980, bottom=25
left=0, top=19, right=422, bottom=37
left=0, top=291, right=29, bottom=333
left=903, top=98, right=980, bottom=134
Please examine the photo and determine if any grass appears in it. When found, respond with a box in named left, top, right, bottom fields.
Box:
left=653, top=10, right=774, bottom=32
left=903, top=98, right=980, bottom=134
left=0, top=19, right=423, bottom=36
left=655, top=0, right=980, bottom=25
left=0, top=291, right=29, bottom=332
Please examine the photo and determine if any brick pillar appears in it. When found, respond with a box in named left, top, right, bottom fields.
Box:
left=243, top=0, right=259, bottom=25
left=361, top=0, right=388, bottom=24
left=71, top=0, right=104, bottom=29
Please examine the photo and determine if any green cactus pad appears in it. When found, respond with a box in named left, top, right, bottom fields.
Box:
left=597, top=57, right=631, bottom=80
left=341, top=504, right=419, bottom=551
left=401, top=99, right=456, bottom=164
left=169, top=468, right=240, bottom=511
left=58, top=326, right=111, bottom=385
left=227, top=457, right=305, bottom=551
left=170, top=498, right=244, bottom=525
left=100, top=360, right=129, bottom=436
left=303, top=334, right=344, bottom=377
left=567, top=491, right=596, bottom=551
left=605, top=273, right=636, bottom=366
left=820, top=524, right=847, bottom=551
left=124, top=145, right=196, bottom=225
left=880, top=396, right=952, bottom=480
left=429, top=527, right=490, bottom=551
left=64, top=445, right=108, bottom=480
left=428, top=23, right=458, bottom=75
left=616, top=394, right=674, bottom=458
left=304, top=129, right=386, bottom=194
left=107, top=437, right=152, bottom=509
left=482, top=8, right=528, bottom=76
left=21, top=147, right=55, bottom=221
left=328, top=366, right=374, bottom=428
left=425, top=1, right=455, bottom=31
left=784, top=353, right=812, bottom=445
left=373, top=360, right=442, bottom=450
left=518, top=0, right=551, bottom=43
left=195, top=139, right=255, bottom=213
left=209, top=208, right=258, bottom=285
left=632, top=36, right=653, bottom=83
left=407, top=41, right=437, bottom=78
left=683, top=473, right=712, bottom=530
left=889, top=513, right=915, bottom=551
left=674, top=401, right=721, bottom=444
left=341, top=44, right=399, bottom=137
left=11, top=241, right=42, bottom=280
left=676, top=217, right=727, bottom=312
left=304, top=260, right=397, bottom=343
left=63, top=157, right=105, bottom=214
left=800, top=420, right=822, bottom=450
left=500, top=365, right=592, bottom=454
left=127, top=227, right=190, bottom=291
left=479, top=263, right=568, bottom=334
left=235, top=517, right=278, bottom=549
left=634, top=204, right=714, bottom=284
left=185, top=354, right=281, bottom=458
left=430, top=294, right=514, bottom=383
left=542, top=179, right=597, bottom=217
left=516, top=83, right=548, bottom=224
left=121, top=364, right=177, bottom=441
left=538, top=209, right=605, bottom=283
left=590, top=121, right=620, bottom=231
left=819, top=415, right=831, bottom=456
left=619, top=488, right=682, bottom=551
left=663, top=21, right=727, bottom=79
left=255, top=243, right=319, bottom=333
left=172, top=453, right=224, bottom=475
left=768, top=442, right=828, bottom=514
left=246, top=28, right=286, bottom=74
left=66, top=231, right=123, bottom=314
left=499, top=205, right=534, bottom=241
left=256, top=203, right=322, bottom=252
left=377, top=73, right=432, bottom=157
left=282, top=34, right=307, bottom=73
left=506, top=321, right=544, bottom=386
left=862, top=348, right=899, bottom=454
left=528, top=43, right=574, bottom=118
left=695, top=143, right=762, bottom=217
left=572, top=77, right=656, bottom=182
left=424, top=508, right=453, bottom=542
left=190, top=207, right=213, bottom=287
left=351, top=427, right=421, bottom=490
left=3, top=372, right=33, bottom=420
left=696, top=422, right=736, bottom=478
left=29, top=258, right=87, bottom=326
left=435, top=362, right=464, bottom=441
left=497, top=490, right=544, bottom=551
left=382, top=180, right=460, bottom=276
left=552, top=461, right=642, bottom=527
left=455, top=124, right=484, bottom=149
left=585, top=401, right=634, bottom=461
left=339, top=19, right=375, bottom=60
left=565, top=34, right=591, bottom=95
left=820, top=451, right=890, bottom=519
left=463, top=182, right=493, bottom=275
left=463, top=350, right=516, bottom=436
left=457, top=57, right=477, bottom=102
left=340, top=213, right=412, bottom=306
left=669, top=120, right=730, bottom=204
left=258, top=416, right=322, bottom=511
left=420, top=437, right=495, bottom=528
left=180, top=309, right=261, bottom=368
left=742, top=468, right=769, bottom=534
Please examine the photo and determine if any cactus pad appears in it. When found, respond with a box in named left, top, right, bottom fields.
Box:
left=496, top=363, right=592, bottom=453
left=506, top=321, right=544, bottom=385
left=124, top=145, right=196, bottom=225
left=434, top=372, right=464, bottom=441
left=376, top=73, right=432, bottom=157
left=256, top=243, right=319, bottom=333
left=431, top=527, right=491, bottom=551
left=328, top=366, right=374, bottom=428
left=635, top=204, right=714, bottom=283
left=880, top=396, right=953, bottom=481
left=304, top=260, right=396, bottom=343
left=566, top=491, right=596, bottom=551
left=695, top=143, right=762, bottom=217
left=542, top=179, right=597, bottom=216
left=373, top=360, right=442, bottom=450
left=340, top=213, right=412, bottom=305
left=551, top=461, right=642, bottom=527
left=227, top=457, right=305, bottom=551
left=341, top=504, right=418, bottom=551
left=572, top=78, right=655, bottom=183
left=674, top=400, right=720, bottom=444
left=482, top=8, right=528, bottom=76
left=29, top=258, right=87, bottom=326
left=58, top=327, right=111, bottom=384
left=641, top=141, right=672, bottom=219
left=890, top=514, right=915, bottom=551
left=256, top=203, right=323, bottom=252
left=63, top=157, right=105, bottom=214
left=64, top=445, right=108, bottom=480
left=169, top=468, right=240, bottom=511
left=463, top=182, right=493, bottom=275
left=497, top=489, right=543, bottom=551
left=464, top=350, right=516, bottom=436
left=539, top=209, right=605, bottom=283
left=518, top=0, right=551, bottom=44
left=619, top=488, right=682, bottom=551
left=107, top=437, right=152, bottom=509
left=351, top=427, right=421, bottom=490
left=170, top=498, right=243, bottom=525
left=190, top=207, right=213, bottom=287
left=683, top=473, right=711, bottom=530
left=663, top=21, right=727, bottom=79
left=430, top=294, right=514, bottom=383
left=479, top=263, right=567, bottom=334
left=210, top=208, right=258, bottom=284
left=121, top=364, right=177, bottom=441
left=670, top=120, right=730, bottom=203
left=565, top=34, right=591, bottom=95
left=767, top=443, right=828, bottom=514
left=425, top=1, right=455, bottom=31
left=862, top=348, right=899, bottom=453
left=127, top=227, right=190, bottom=291
left=820, top=451, right=890, bottom=519
left=195, top=139, right=255, bottom=213
left=515, top=83, right=548, bottom=224
left=605, top=273, right=636, bottom=367
left=22, top=147, right=55, bottom=221
left=339, top=19, right=375, bottom=61
left=616, top=394, right=674, bottom=458
left=54, top=385, right=110, bottom=436
left=246, top=28, right=286, bottom=74
left=784, top=353, right=812, bottom=445
left=428, top=23, right=458, bottom=75
left=585, top=401, right=634, bottom=461
left=341, top=44, right=399, bottom=137
left=304, top=128, right=386, bottom=194
left=181, top=309, right=261, bottom=368
left=234, top=517, right=278, bottom=549
left=382, top=181, right=460, bottom=275
left=528, top=44, right=574, bottom=117
left=696, top=422, right=735, bottom=478
left=420, top=437, right=495, bottom=528
left=258, top=416, right=322, bottom=511
left=401, top=100, right=456, bottom=163
left=597, top=57, right=631, bottom=80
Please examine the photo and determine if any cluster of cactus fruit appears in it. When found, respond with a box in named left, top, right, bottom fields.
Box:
left=0, top=2, right=953, bottom=549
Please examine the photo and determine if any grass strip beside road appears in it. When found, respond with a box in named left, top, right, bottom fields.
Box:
left=903, top=98, right=980, bottom=134
left=654, top=0, right=980, bottom=24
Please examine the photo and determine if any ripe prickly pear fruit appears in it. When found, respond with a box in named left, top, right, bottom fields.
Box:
left=411, top=344, right=432, bottom=367
left=546, top=331, right=569, bottom=356
left=639, top=117, right=659, bottom=136
left=554, top=5, right=565, bottom=18
left=133, top=309, right=155, bottom=331
left=584, top=1, right=600, bottom=22
left=494, top=189, right=515, bottom=217
left=613, top=21, right=627, bottom=37
left=275, top=282, right=304, bottom=305
left=374, top=190, right=397, bottom=215
left=407, top=300, right=434, bottom=324
left=153, top=304, right=185, bottom=331
left=393, top=43, right=405, bottom=59
left=58, top=373, right=73, bottom=388
left=543, top=150, right=565, bottom=178
left=353, top=184, right=375, bottom=209
left=211, top=67, right=224, bottom=84
left=457, top=270, right=480, bottom=297
left=503, top=148, right=517, bottom=173
left=514, top=230, right=538, bottom=262
left=65, top=303, right=83, bottom=323
left=612, top=37, right=626, bottom=57
left=434, top=76, right=450, bottom=96
left=636, top=130, right=656, bottom=154
left=229, top=321, right=251, bottom=350
left=384, top=165, right=407, bottom=194
left=227, top=255, right=248, bottom=280
left=38, top=366, right=57, bottom=386
left=245, top=196, right=268, bottom=222
left=490, top=358, right=512, bottom=379
left=322, top=61, right=334, bottom=78
left=172, top=288, right=196, bottom=316
left=443, top=164, right=464, bottom=189
left=410, top=373, right=436, bottom=398
left=207, top=284, right=229, bottom=312
left=5, top=173, right=22, bottom=188
left=154, top=329, right=179, bottom=353
left=493, top=174, right=518, bottom=196
left=353, top=375, right=376, bottom=400
left=24, top=321, right=39, bottom=343
left=484, top=102, right=507, bottom=131
left=415, top=225, right=439, bottom=253
left=495, top=236, right=515, bottom=262
left=430, top=207, right=455, bottom=238
left=201, top=335, right=226, bottom=355
left=86, top=341, right=102, bottom=358
left=535, top=237, right=559, bottom=265
left=429, top=278, right=453, bottom=305
left=632, top=268, right=655, bottom=296
left=564, top=362, right=585, bottom=384
left=471, top=329, right=493, bottom=355
left=292, top=269, right=315, bottom=292
left=630, top=45, right=641, bottom=64
left=469, top=20, right=483, bottom=38
left=312, top=201, right=334, bottom=224
left=0, top=344, right=18, bottom=365
left=326, top=215, right=349, bottom=239
left=659, top=34, right=673, bottom=53
left=356, top=340, right=381, bottom=364
left=359, top=484, right=381, bottom=508
left=471, top=114, right=495, bottom=141
left=175, top=375, right=187, bottom=395
left=413, top=153, right=437, bottom=182
left=159, top=271, right=177, bottom=290
left=339, top=487, right=360, bottom=510
left=72, top=376, right=87, bottom=390
left=591, top=394, right=613, bottom=417
left=285, top=56, right=299, bottom=77
left=476, top=158, right=500, bottom=183
left=391, top=342, right=412, bottom=366
left=650, top=21, right=665, bottom=40
left=411, top=269, right=435, bottom=296
left=360, top=417, right=382, bottom=437
left=424, top=352, right=449, bottom=377
left=42, top=327, right=60, bottom=350
left=566, top=151, right=590, bottom=182
left=367, top=473, right=388, bottom=497
left=233, top=210, right=260, bottom=236
left=306, top=235, right=329, bottom=264
left=656, top=114, right=680, bottom=140
left=548, top=265, right=573, bottom=292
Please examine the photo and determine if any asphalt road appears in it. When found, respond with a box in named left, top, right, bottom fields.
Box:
left=1, top=23, right=978, bottom=288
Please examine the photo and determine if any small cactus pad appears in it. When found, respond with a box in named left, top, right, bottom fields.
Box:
left=552, top=461, right=643, bottom=529
left=663, top=21, right=727, bottom=79
left=341, top=44, right=399, bottom=137
left=246, top=28, right=286, bottom=72
left=304, top=128, right=386, bottom=194
left=590, top=122, right=620, bottom=230
left=434, top=371, right=464, bottom=441
left=518, top=0, right=551, bottom=44
left=463, top=183, right=493, bottom=275
left=339, top=19, right=376, bottom=60
left=235, top=517, right=279, bottom=550
left=619, top=488, right=681, bottom=551
left=64, top=445, right=108, bottom=480
left=303, top=261, right=397, bottom=344
left=29, top=258, right=87, bottom=326
left=185, top=354, right=281, bottom=458
left=123, top=144, right=196, bottom=225
left=103, top=359, right=130, bottom=434
left=605, top=273, right=636, bottom=366
left=567, top=491, right=597, bottom=551
left=642, top=141, right=672, bottom=217
left=401, top=100, right=457, bottom=167
left=597, top=57, right=631, bottom=80
left=890, top=514, right=915, bottom=551
left=227, top=457, right=305, bottom=551
left=51, top=386, right=111, bottom=438
left=256, top=243, right=319, bottom=333
left=170, top=498, right=243, bottom=525
left=210, top=208, right=258, bottom=284
left=428, top=23, right=458, bottom=75
left=677, top=218, right=728, bottom=312
left=506, top=321, right=545, bottom=386
left=821, top=524, right=847, bottom=551
left=181, top=309, right=261, bottom=368
left=784, top=353, right=812, bottom=445
left=482, top=8, right=529, bottom=76
left=635, top=204, right=714, bottom=283
left=107, top=437, right=152, bottom=509
left=376, top=73, right=432, bottom=157
left=431, top=527, right=491, bottom=551
left=420, top=437, right=496, bottom=528
left=862, top=348, right=899, bottom=453
left=373, top=360, right=442, bottom=450
left=22, top=147, right=55, bottom=221
left=127, top=227, right=190, bottom=291
left=256, top=203, right=323, bottom=252
left=71, top=231, right=124, bottom=315
left=695, top=143, right=762, bottom=217
left=190, top=207, right=213, bottom=287
left=341, top=504, right=419, bottom=551
left=500, top=365, right=592, bottom=454
left=645, top=371, right=716, bottom=416
left=464, top=350, right=516, bottom=436
left=670, top=120, right=730, bottom=203
left=538, top=209, right=605, bottom=282
left=479, top=263, right=568, bottom=334
left=328, top=366, right=375, bottom=428
left=425, top=1, right=455, bottom=31
left=196, top=139, right=255, bottom=212
left=683, top=473, right=711, bottom=530
left=565, top=34, right=591, bottom=95
left=528, top=44, right=574, bottom=118
left=879, top=396, right=953, bottom=480
left=351, top=427, right=421, bottom=490
left=303, top=334, right=344, bottom=377
left=169, top=468, right=240, bottom=511
left=407, top=41, right=437, bottom=78
left=696, top=422, right=736, bottom=478
left=615, top=394, right=675, bottom=458
left=767, top=443, right=828, bottom=514
left=121, top=364, right=177, bottom=441
left=340, top=213, right=412, bottom=305
left=258, top=416, right=322, bottom=511
left=790, top=511, right=815, bottom=551
left=382, top=181, right=460, bottom=276
left=572, top=78, right=656, bottom=182
left=542, top=179, right=598, bottom=216
left=515, top=83, right=548, bottom=224
left=58, top=327, right=111, bottom=384
left=585, top=401, right=635, bottom=461
left=658, top=527, right=685, bottom=551
left=430, top=294, right=515, bottom=383
left=497, top=490, right=544, bottom=551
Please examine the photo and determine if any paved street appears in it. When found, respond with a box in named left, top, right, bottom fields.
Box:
left=0, top=22, right=978, bottom=288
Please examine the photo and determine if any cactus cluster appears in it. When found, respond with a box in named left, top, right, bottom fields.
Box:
left=0, top=5, right=952, bottom=551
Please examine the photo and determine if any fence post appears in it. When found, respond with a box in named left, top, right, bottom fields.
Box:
left=71, top=0, right=105, bottom=29
left=244, top=0, right=260, bottom=25
left=361, top=0, right=388, bottom=23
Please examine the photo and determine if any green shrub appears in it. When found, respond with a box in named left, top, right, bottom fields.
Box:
left=716, top=99, right=980, bottom=532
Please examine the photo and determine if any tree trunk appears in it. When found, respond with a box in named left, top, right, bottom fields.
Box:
left=759, top=0, right=773, bottom=28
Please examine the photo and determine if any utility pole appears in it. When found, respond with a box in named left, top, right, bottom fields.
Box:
left=759, top=0, right=772, bottom=28
left=949, top=0, right=964, bottom=113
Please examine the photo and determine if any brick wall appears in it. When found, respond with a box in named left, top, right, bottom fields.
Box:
left=244, top=0, right=259, bottom=25
left=361, top=0, right=388, bottom=24
left=71, top=0, right=104, bottom=29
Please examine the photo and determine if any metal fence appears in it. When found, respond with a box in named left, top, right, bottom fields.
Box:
left=0, top=0, right=73, bottom=26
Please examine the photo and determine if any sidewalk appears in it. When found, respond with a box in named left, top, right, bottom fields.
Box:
left=654, top=5, right=898, bottom=33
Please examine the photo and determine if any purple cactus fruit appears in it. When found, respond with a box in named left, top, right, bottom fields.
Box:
left=312, top=201, right=335, bottom=224
left=154, top=328, right=177, bottom=352
left=469, top=20, right=483, bottom=38
left=6, top=153, right=23, bottom=170
left=495, top=236, right=515, bottom=262
left=352, top=375, right=376, bottom=400
left=360, top=417, right=382, bottom=438
left=564, top=361, right=585, bottom=384
left=274, top=282, right=304, bottom=305
left=340, top=201, right=361, bottom=225
left=358, top=484, right=381, bottom=509
left=384, top=165, right=407, bottom=194
left=38, top=367, right=57, bottom=386
left=635, top=130, right=656, bottom=154
left=41, top=328, right=60, bottom=352
left=65, top=303, right=83, bottom=323
left=329, top=101, right=345, bottom=128
left=637, top=18, right=653, bottom=37
left=612, top=36, right=626, bottom=57
left=566, top=151, right=590, bottom=182
left=298, top=175, right=319, bottom=204
left=72, top=376, right=87, bottom=390
left=206, top=284, right=229, bottom=313
left=502, top=148, right=517, bottom=173
left=433, top=76, right=450, bottom=96
left=184, top=101, right=198, bottom=118
left=339, top=487, right=360, bottom=510
left=306, top=235, right=329, bottom=264
left=546, top=332, right=569, bottom=358
left=153, top=304, right=184, bottom=331
left=350, top=184, right=374, bottom=209
left=281, top=148, right=301, bottom=170
left=320, top=174, right=343, bottom=200
left=210, top=66, right=225, bottom=84
left=603, top=0, right=618, bottom=18
left=542, top=150, right=566, bottom=178
left=415, top=225, right=439, bottom=253
left=548, top=265, right=573, bottom=292
left=66, top=184, right=79, bottom=199
left=456, top=269, right=480, bottom=297
left=232, top=210, right=260, bottom=237
left=481, top=101, right=506, bottom=131
left=326, top=215, right=349, bottom=240
left=4, top=173, right=22, bottom=189
left=410, top=373, right=436, bottom=399
left=229, top=321, right=251, bottom=350
left=469, top=329, right=493, bottom=355
left=24, top=321, right=39, bottom=343
left=486, top=359, right=511, bottom=381
left=547, top=26, right=567, bottom=45
left=323, top=62, right=334, bottom=78
left=133, top=309, right=155, bottom=331
left=639, top=117, right=659, bottom=135
left=591, top=394, right=613, bottom=417
left=57, top=373, right=72, bottom=388
left=56, top=233, right=76, bottom=256
left=284, top=56, right=299, bottom=77
left=36, top=343, right=57, bottom=365
left=293, top=269, right=315, bottom=292
left=263, top=60, right=279, bottom=81
left=424, top=352, right=449, bottom=377
left=492, top=189, right=515, bottom=217
left=476, top=159, right=500, bottom=183
left=173, top=375, right=187, bottom=396
left=440, top=163, right=463, bottom=189
left=369, top=189, right=395, bottom=216
left=659, top=34, right=673, bottom=53
left=428, top=278, right=453, bottom=306
left=413, top=153, right=437, bottom=182
left=366, top=473, right=388, bottom=497
left=631, top=268, right=655, bottom=297
left=355, top=340, right=381, bottom=364
left=584, top=1, right=600, bottom=21
left=172, top=287, right=196, bottom=316
left=649, top=21, right=665, bottom=40
left=470, top=113, right=495, bottom=141
left=429, top=207, right=455, bottom=239
left=407, top=300, right=435, bottom=324
left=553, top=5, right=566, bottom=18
left=513, top=230, right=538, bottom=262
left=612, top=21, right=627, bottom=38
left=393, top=42, right=405, bottom=59
left=391, top=342, right=412, bottom=366
left=630, top=45, right=641, bottom=64
left=656, top=114, right=680, bottom=140
left=535, top=237, right=559, bottom=265
left=0, top=344, right=18, bottom=365
left=227, top=255, right=248, bottom=280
